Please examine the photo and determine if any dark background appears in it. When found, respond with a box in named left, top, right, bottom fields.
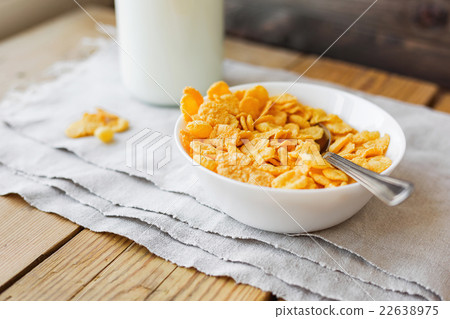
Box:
left=1, top=0, right=449, bottom=87
left=225, top=0, right=450, bottom=87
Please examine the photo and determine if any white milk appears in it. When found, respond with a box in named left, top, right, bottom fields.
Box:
left=115, top=0, right=224, bottom=105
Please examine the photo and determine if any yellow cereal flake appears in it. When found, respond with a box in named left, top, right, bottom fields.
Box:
left=217, top=164, right=274, bottom=187
left=325, top=120, right=354, bottom=135
left=339, top=142, right=356, bottom=154
left=244, top=85, right=269, bottom=106
left=352, top=130, right=380, bottom=145
left=183, top=87, right=204, bottom=106
left=356, top=134, right=390, bottom=158
left=107, top=118, right=129, bottom=132
left=367, top=156, right=392, bottom=173
left=94, top=126, right=114, bottom=143
left=248, top=168, right=276, bottom=187
left=288, top=114, right=310, bottom=129
left=178, top=82, right=391, bottom=189
left=180, top=129, right=194, bottom=156
left=180, top=94, right=200, bottom=122
left=267, top=109, right=288, bottom=126
left=254, top=115, right=276, bottom=125
left=255, top=122, right=279, bottom=133
left=298, top=126, right=324, bottom=140
left=238, top=114, right=254, bottom=131
left=198, top=101, right=239, bottom=127
left=66, top=108, right=128, bottom=139
left=239, top=96, right=261, bottom=119
left=270, top=93, right=297, bottom=105
left=233, top=90, right=246, bottom=101
left=322, top=168, right=348, bottom=182
left=207, top=81, right=231, bottom=100
left=283, top=123, right=300, bottom=137
left=310, top=108, right=330, bottom=124
left=351, top=156, right=370, bottom=169
left=257, top=163, right=291, bottom=176
left=272, top=171, right=316, bottom=189
left=329, top=133, right=352, bottom=153
left=310, top=173, right=332, bottom=187
left=186, top=120, right=213, bottom=138
left=193, top=147, right=219, bottom=172
left=215, top=94, right=240, bottom=115
left=210, top=124, right=240, bottom=140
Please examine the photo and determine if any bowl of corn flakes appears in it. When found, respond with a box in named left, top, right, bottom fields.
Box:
left=174, top=81, right=405, bottom=233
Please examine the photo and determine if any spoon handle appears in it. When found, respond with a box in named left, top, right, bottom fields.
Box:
left=323, top=152, right=413, bottom=206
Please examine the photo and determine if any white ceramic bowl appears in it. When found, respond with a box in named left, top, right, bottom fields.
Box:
left=174, top=82, right=406, bottom=233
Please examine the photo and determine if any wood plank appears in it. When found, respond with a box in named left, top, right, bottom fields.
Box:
left=227, top=0, right=450, bottom=47
left=0, top=0, right=113, bottom=41
left=73, top=244, right=177, bottom=301
left=74, top=243, right=269, bottom=301
left=290, top=55, right=438, bottom=105
left=433, top=93, right=450, bottom=114
left=146, top=266, right=271, bottom=301
left=373, top=75, right=439, bottom=106
left=0, top=195, right=82, bottom=292
left=225, top=36, right=301, bottom=69
left=0, top=5, right=115, bottom=99
left=225, top=0, right=450, bottom=87
left=290, top=56, right=373, bottom=88
left=0, top=230, right=132, bottom=301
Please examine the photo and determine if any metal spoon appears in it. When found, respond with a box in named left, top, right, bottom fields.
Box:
left=317, top=124, right=413, bottom=206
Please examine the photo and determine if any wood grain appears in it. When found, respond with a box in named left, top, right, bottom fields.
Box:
left=0, top=194, right=81, bottom=292
left=73, top=244, right=177, bottom=301
left=0, top=0, right=113, bottom=41
left=225, top=36, right=300, bottom=69
left=74, top=243, right=270, bottom=301
left=433, top=93, right=450, bottom=114
left=0, top=5, right=114, bottom=99
left=290, top=55, right=438, bottom=105
left=225, top=0, right=450, bottom=87
left=146, top=266, right=271, bottom=301
left=372, top=75, right=438, bottom=106
left=0, top=230, right=132, bottom=301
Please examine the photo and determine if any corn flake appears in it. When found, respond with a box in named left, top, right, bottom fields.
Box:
left=183, top=87, right=204, bottom=106
left=179, top=82, right=392, bottom=189
left=207, top=81, right=232, bottom=100
left=186, top=120, right=213, bottom=138
left=244, top=85, right=269, bottom=106
left=322, top=168, right=348, bottom=182
left=239, top=96, right=261, bottom=119
left=66, top=108, right=129, bottom=139
left=289, top=114, right=310, bottom=129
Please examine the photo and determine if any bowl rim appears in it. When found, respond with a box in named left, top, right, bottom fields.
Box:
left=174, top=81, right=406, bottom=194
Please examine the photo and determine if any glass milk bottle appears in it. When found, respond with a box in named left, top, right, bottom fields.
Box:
left=115, top=0, right=224, bottom=105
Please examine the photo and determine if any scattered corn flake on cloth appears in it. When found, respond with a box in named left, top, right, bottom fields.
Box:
left=0, top=39, right=449, bottom=300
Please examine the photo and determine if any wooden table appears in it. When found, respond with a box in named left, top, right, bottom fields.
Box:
left=0, top=6, right=449, bottom=301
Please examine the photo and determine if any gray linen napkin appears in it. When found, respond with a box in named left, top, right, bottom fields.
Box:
left=0, top=122, right=434, bottom=300
left=1, top=40, right=449, bottom=299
